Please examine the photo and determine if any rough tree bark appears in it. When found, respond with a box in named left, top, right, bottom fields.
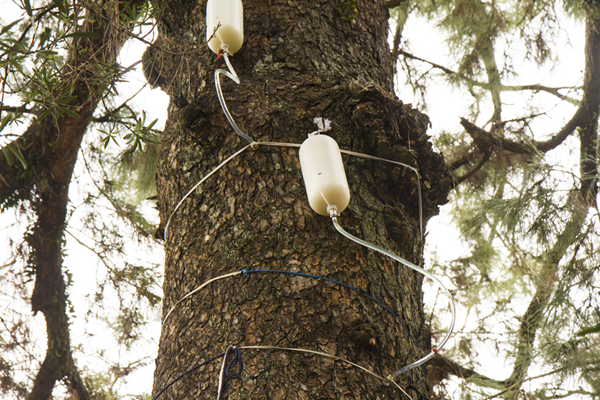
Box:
left=146, top=0, right=451, bottom=398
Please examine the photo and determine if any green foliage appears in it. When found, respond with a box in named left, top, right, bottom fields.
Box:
left=0, top=0, right=162, bottom=397
left=399, top=0, right=600, bottom=399
left=577, top=323, right=600, bottom=336
left=100, top=111, right=161, bottom=155
left=1, top=141, right=27, bottom=169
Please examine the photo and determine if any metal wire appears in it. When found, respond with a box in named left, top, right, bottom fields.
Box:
left=152, top=345, right=414, bottom=400
left=239, top=345, right=413, bottom=400
left=163, top=144, right=252, bottom=242
left=162, top=270, right=243, bottom=325
left=161, top=140, right=440, bottom=380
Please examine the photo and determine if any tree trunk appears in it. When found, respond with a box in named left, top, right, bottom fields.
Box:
left=146, top=0, right=451, bottom=398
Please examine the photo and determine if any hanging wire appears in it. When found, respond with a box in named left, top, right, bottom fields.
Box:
left=162, top=268, right=418, bottom=349
left=328, top=209, right=455, bottom=379
left=217, top=346, right=243, bottom=399
left=214, top=46, right=255, bottom=144
left=151, top=352, right=225, bottom=400
left=337, top=148, right=423, bottom=239
left=161, top=270, right=243, bottom=324
left=163, top=141, right=424, bottom=243
left=241, top=269, right=419, bottom=348
left=163, top=143, right=253, bottom=241
left=239, top=345, right=413, bottom=400
left=152, top=345, right=414, bottom=400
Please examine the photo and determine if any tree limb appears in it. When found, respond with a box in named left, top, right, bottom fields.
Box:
left=0, top=105, right=34, bottom=113
left=0, top=1, right=145, bottom=399
left=501, top=84, right=580, bottom=106
left=578, top=9, right=600, bottom=203
left=458, top=8, right=600, bottom=202
left=427, top=202, right=587, bottom=396
left=503, top=200, right=587, bottom=389
left=427, top=355, right=506, bottom=390
left=399, top=50, right=580, bottom=105
left=385, top=0, right=407, bottom=8
left=399, top=50, right=457, bottom=74
left=454, top=150, right=491, bottom=184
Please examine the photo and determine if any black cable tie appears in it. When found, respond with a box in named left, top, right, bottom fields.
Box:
left=407, top=384, right=431, bottom=400
left=225, top=347, right=243, bottom=379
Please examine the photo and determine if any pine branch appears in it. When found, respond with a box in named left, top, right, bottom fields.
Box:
left=0, top=105, right=34, bottom=113
left=458, top=10, right=600, bottom=158
left=502, top=199, right=587, bottom=389
left=93, top=81, right=146, bottom=123
left=428, top=355, right=506, bottom=390
left=501, top=84, right=580, bottom=106
left=454, top=151, right=491, bottom=184
left=0, top=1, right=148, bottom=399
left=385, top=0, right=407, bottom=7
left=478, top=36, right=502, bottom=129
left=399, top=51, right=579, bottom=105
left=460, top=118, right=535, bottom=154
left=399, top=50, right=456, bottom=74
left=450, top=149, right=478, bottom=171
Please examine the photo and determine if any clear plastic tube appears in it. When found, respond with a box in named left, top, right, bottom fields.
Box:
left=329, top=211, right=456, bottom=379
left=214, top=48, right=254, bottom=144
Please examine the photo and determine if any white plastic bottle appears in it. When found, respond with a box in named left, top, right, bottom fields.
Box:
left=206, top=0, right=244, bottom=55
left=299, top=135, right=351, bottom=216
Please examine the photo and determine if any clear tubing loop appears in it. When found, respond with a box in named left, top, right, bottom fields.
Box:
left=329, top=213, right=456, bottom=378
left=214, top=49, right=254, bottom=144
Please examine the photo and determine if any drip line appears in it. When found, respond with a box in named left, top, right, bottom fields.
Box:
left=238, top=345, right=413, bottom=400
left=152, top=345, right=414, bottom=400
left=161, top=143, right=441, bottom=380
left=330, top=213, right=456, bottom=378
left=162, top=268, right=418, bottom=349
left=161, top=270, right=242, bottom=324
left=154, top=50, right=448, bottom=398
left=215, top=48, right=254, bottom=144
left=164, top=141, right=425, bottom=243
left=256, top=141, right=423, bottom=238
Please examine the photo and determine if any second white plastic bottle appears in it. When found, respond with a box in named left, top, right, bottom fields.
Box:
left=299, top=135, right=350, bottom=216
left=206, top=0, right=244, bottom=55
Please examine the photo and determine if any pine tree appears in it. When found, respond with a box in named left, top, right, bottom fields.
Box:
left=392, top=0, right=600, bottom=398
left=0, top=0, right=452, bottom=398
left=145, top=0, right=450, bottom=398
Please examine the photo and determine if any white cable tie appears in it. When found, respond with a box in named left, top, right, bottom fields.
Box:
left=308, top=117, right=332, bottom=137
